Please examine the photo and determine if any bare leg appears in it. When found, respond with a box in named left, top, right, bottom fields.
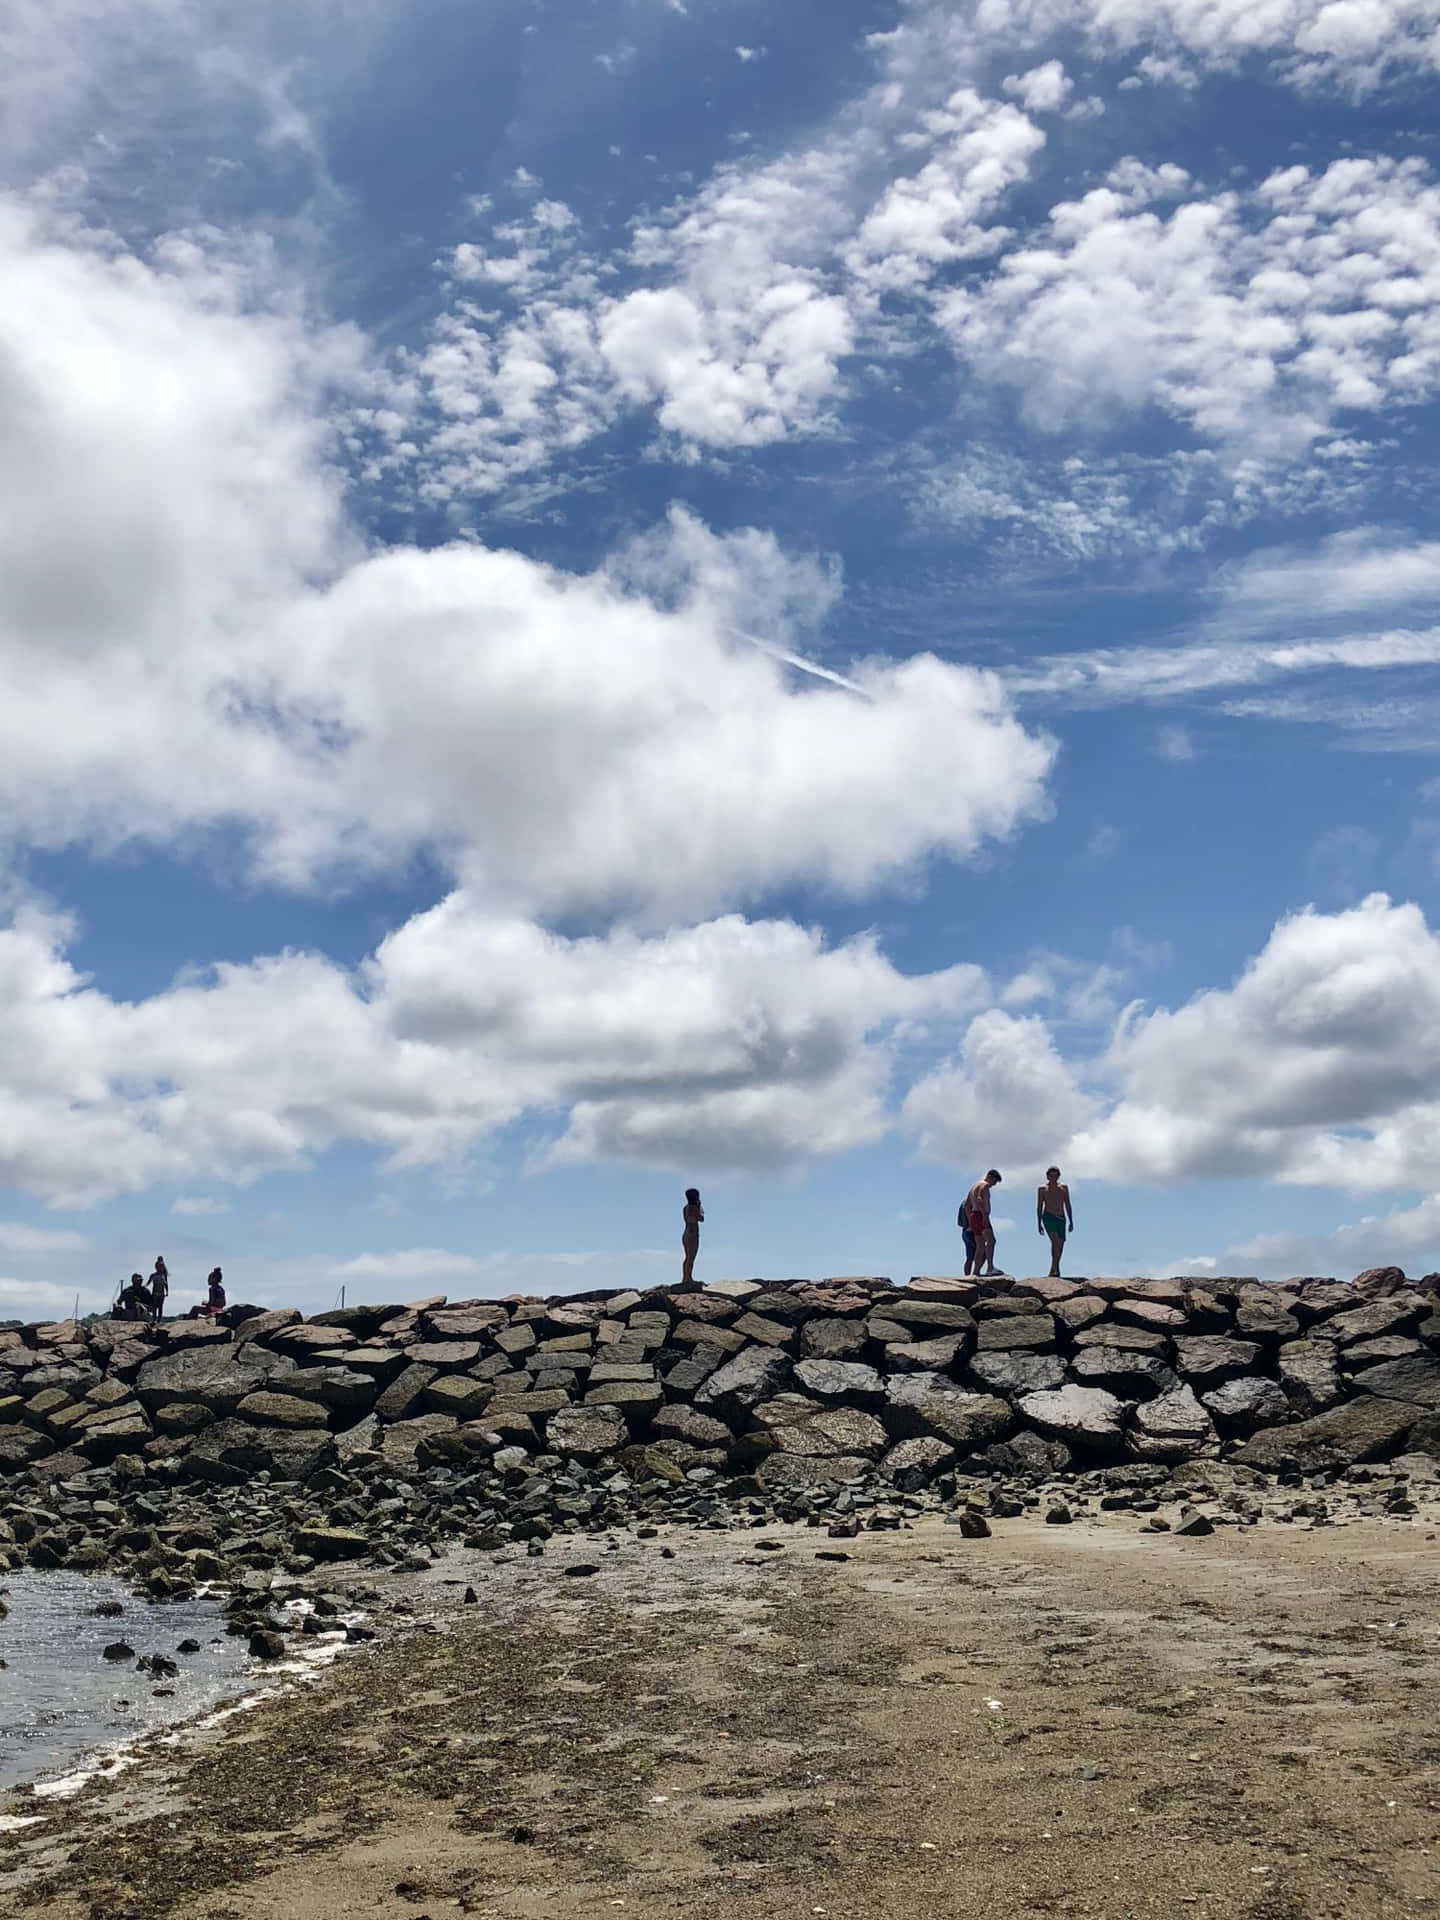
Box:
left=1046, top=1228, right=1064, bottom=1279
left=980, top=1227, right=997, bottom=1276
left=682, top=1238, right=697, bottom=1285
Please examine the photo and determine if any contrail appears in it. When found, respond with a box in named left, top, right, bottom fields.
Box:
left=728, top=626, right=872, bottom=698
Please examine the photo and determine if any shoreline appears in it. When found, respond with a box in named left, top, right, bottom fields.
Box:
left=5, top=1508, right=1439, bottom=1918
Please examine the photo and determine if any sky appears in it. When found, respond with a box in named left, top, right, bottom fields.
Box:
left=4, top=0, right=1440, bottom=1321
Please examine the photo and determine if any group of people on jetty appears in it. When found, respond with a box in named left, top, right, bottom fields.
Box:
left=106, top=1170, right=1076, bottom=1326
left=113, top=1257, right=226, bottom=1323
left=678, top=1167, right=1078, bottom=1285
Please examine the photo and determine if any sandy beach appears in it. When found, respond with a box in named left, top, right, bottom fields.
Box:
left=4, top=1510, right=1438, bottom=1920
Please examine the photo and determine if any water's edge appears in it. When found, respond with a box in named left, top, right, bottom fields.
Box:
left=0, top=1570, right=254, bottom=1802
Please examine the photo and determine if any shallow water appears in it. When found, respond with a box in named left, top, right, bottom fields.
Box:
left=0, top=1571, right=251, bottom=1793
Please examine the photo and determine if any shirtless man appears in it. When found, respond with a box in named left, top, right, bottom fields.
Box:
left=1036, top=1167, right=1074, bottom=1278
left=681, top=1188, right=704, bottom=1285
left=965, top=1169, right=1002, bottom=1277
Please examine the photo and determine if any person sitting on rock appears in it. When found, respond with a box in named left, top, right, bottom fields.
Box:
left=115, top=1273, right=150, bottom=1320
left=186, top=1268, right=227, bottom=1319
left=682, top=1187, right=704, bottom=1285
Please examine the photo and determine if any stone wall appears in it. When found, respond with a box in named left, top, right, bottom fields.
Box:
left=2, top=1270, right=1438, bottom=1491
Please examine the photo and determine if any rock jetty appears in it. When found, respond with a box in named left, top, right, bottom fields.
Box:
left=1, top=1270, right=1437, bottom=1610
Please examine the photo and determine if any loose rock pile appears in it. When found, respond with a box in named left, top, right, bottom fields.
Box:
left=1, top=1270, right=1438, bottom=1611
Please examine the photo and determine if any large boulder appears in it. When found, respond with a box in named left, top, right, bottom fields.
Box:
left=982, top=1430, right=1072, bottom=1474
left=266, top=1323, right=356, bottom=1361
left=379, top=1413, right=459, bottom=1464
left=1018, top=1384, right=1125, bottom=1453
left=793, top=1358, right=886, bottom=1401
left=1127, top=1385, right=1218, bottom=1463
left=1052, top=1294, right=1107, bottom=1334
left=1069, top=1347, right=1177, bottom=1399
left=1072, top=1322, right=1169, bottom=1355
left=884, top=1374, right=1012, bottom=1454
left=234, top=1390, right=330, bottom=1429
left=757, top=1452, right=873, bottom=1491
left=750, top=1395, right=889, bottom=1458
left=373, top=1363, right=438, bottom=1421
left=1278, top=1339, right=1342, bottom=1412
left=651, top=1405, right=735, bottom=1450
left=799, top=1316, right=867, bottom=1360
left=886, top=1335, right=967, bottom=1373
left=1347, top=1354, right=1440, bottom=1409
left=270, top=1366, right=377, bottom=1414
left=134, top=1343, right=293, bottom=1415
left=1352, top=1266, right=1410, bottom=1294
left=875, top=1299, right=976, bottom=1336
left=77, top=1413, right=151, bottom=1463
left=422, top=1305, right=508, bottom=1341
left=294, top=1526, right=370, bottom=1562
left=1109, top=1297, right=1187, bottom=1332
left=964, top=1350, right=1065, bottom=1398
left=422, top=1375, right=494, bottom=1419
left=1324, top=1294, right=1431, bottom=1347
left=1174, top=1335, right=1261, bottom=1386
left=546, top=1403, right=628, bottom=1461
left=1233, top=1395, right=1423, bottom=1472
left=0, top=1426, right=54, bottom=1470
left=974, top=1313, right=1056, bottom=1353
left=880, top=1436, right=957, bottom=1484
left=1201, top=1375, right=1289, bottom=1435
left=306, top=1303, right=397, bottom=1339
left=408, top=1340, right=484, bottom=1370
left=695, top=1347, right=792, bottom=1421
left=185, top=1419, right=334, bottom=1483
left=1233, top=1289, right=1301, bottom=1341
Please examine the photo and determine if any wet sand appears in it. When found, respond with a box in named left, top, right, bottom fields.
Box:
left=4, top=1513, right=1438, bottom=1919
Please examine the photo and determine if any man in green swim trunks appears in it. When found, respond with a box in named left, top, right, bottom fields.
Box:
left=1036, top=1166, right=1074, bottom=1279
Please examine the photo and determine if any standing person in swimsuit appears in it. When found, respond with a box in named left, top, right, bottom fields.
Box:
left=681, top=1188, right=704, bottom=1285
left=965, top=1170, right=1002, bottom=1277
left=1036, top=1167, right=1074, bottom=1278
left=147, top=1255, right=169, bottom=1324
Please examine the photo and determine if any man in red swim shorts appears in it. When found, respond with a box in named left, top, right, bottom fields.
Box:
left=964, top=1169, right=1002, bottom=1277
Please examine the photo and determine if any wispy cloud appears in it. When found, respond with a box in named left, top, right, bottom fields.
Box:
left=1009, top=626, right=1440, bottom=704
left=0, top=1223, right=91, bottom=1254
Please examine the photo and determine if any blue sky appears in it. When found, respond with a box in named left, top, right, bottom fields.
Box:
left=4, top=0, right=1440, bottom=1319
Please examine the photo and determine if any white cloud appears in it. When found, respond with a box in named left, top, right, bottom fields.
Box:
left=0, top=199, right=1054, bottom=911
left=941, top=157, right=1440, bottom=464
left=1073, top=894, right=1440, bottom=1189
left=1001, top=60, right=1073, bottom=112
left=962, top=0, right=1440, bottom=94
left=1009, top=624, right=1440, bottom=704
left=1227, top=1192, right=1440, bottom=1275
left=1153, top=723, right=1196, bottom=761
left=396, top=71, right=1047, bottom=480
left=0, top=892, right=994, bottom=1205
left=1219, top=530, right=1440, bottom=626
left=170, top=1195, right=232, bottom=1216
left=0, top=1223, right=91, bottom=1254
left=326, top=1247, right=486, bottom=1283
left=902, top=1008, right=1100, bottom=1167
left=0, top=1276, right=84, bottom=1317
left=903, top=896, right=1440, bottom=1208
